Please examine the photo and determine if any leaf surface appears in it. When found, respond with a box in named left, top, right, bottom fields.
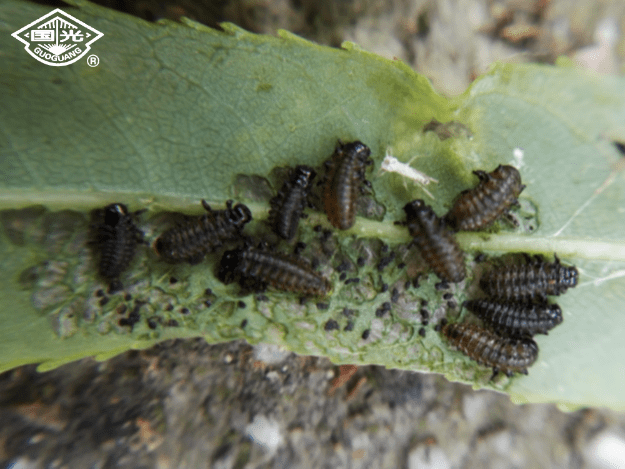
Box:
left=1, top=0, right=624, bottom=409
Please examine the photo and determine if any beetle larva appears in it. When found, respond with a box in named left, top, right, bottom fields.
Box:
left=442, top=322, right=538, bottom=377
left=445, top=164, right=525, bottom=231
left=217, top=245, right=331, bottom=296
left=269, top=165, right=317, bottom=240
left=323, top=140, right=372, bottom=230
left=94, top=203, right=145, bottom=291
left=154, top=200, right=252, bottom=264
left=464, top=298, right=563, bottom=336
left=403, top=199, right=465, bottom=283
left=480, top=254, right=578, bottom=301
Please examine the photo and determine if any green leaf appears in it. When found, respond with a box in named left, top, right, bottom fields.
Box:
left=453, top=66, right=625, bottom=410
left=1, top=0, right=624, bottom=410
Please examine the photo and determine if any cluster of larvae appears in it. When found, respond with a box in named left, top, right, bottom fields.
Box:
left=451, top=253, right=578, bottom=377
left=397, top=164, right=578, bottom=377
left=92, top=140, right=371, bottom=296
left=91, top=141, right=578, bottom=379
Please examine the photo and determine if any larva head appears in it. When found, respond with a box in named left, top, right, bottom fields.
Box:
left=403, top=199, right=438, bottom=233
left=563, top=266, right=579, bottom=288
left=495, top=165, right=524, bottom=196
left=293, top=165, right=317, bottom=189
left=217, top=249, right=242, bottom=284
left=553, top=254, right=579, bottom=289
left=353, top=141, right=372, bottom=164
left=227, top=203, right=253, bottom=228
left=521, top=336, right=539, bottom=356
left=403, top=199, right=428, bottom=218
left=103, top=203, right=129, bottom=225
left=546, top=303, right=564, bottom=326
left=336, top=140, right=371, bottom=162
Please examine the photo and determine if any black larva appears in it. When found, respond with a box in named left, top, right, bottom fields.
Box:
left=464, top=298, right=563, bottom=336
left=154, top=200, right=251, bottom=264
left=442, top=322, right=538, bottom=377
left=93, top=203, right=145, bottom=291
left=269, top=165, right=317, bottom=240
left=444, top=165, right=525, bottom=231
left=403, top=200, right=465, bottom=283
left=480, top=254, right=578, bottom=301
left=217, top=245, right=331, bottom=296
left=323, top=140, right=373, bottom=230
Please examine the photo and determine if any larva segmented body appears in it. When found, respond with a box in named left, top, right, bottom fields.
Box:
left=218, top=245, right=331, bottom=296
left=445, top=165, right=525, bottom=231
left=95, top=203, right=145, bottom=290
left=323, top=140, right=372, bottom=230
left=464, top=298, right=563, bottom=336
left=403, top=200, right=465, bottom=283
left=442, top=322, right=538, bottom=377
left=154, top=200, right=251, bottom=264
left=480, top=254, right=578, bottom=301
left=269, top=165, right=317, bottom=240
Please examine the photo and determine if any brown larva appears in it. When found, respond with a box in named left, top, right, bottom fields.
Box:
left=444, top=164, right=525, bottom=231
left=442, top=322, right=538, bottom=377
left=403, top=199, right=465, bottom=283
left=154, top=200, right=252, bottom=264
left=323, top=140, right=373, bottom=230
left=217, top=245, right=331, bottom=296
left=93, top=203, right=145, bottom=292
left=480, top=254, right=578, bottom=301
left=269, top=165, right=317, bottom=240
left=463, top=298, right=563, bottom=336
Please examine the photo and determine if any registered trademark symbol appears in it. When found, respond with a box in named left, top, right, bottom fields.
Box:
left=87, top=55, right=99, bottom=67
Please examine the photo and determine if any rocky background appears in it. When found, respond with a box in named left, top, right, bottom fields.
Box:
left=2, top=1, right=625, bottom=468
